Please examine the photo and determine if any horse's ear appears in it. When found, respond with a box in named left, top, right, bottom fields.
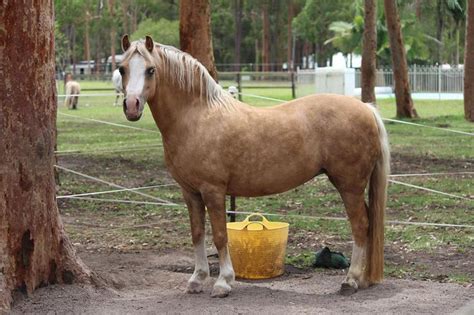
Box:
left=122, top=34, right=131, bottom=52
left=145, top=36, right=154, bottom=53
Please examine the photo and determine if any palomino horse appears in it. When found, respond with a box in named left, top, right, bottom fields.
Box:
left=64, top=80, right=81, bottom=109
left=118, top=35, right=390, bottom=297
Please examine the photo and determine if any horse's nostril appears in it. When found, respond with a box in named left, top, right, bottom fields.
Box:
left=135, top=99, right=140, bottom=110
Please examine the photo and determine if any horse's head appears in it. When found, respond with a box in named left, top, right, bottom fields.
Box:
left=119, top=35, right=157, bottom=121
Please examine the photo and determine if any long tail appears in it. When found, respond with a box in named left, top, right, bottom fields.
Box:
left=366, top=105, right=390, bottom=284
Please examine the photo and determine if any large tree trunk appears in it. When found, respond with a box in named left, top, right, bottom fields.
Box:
left=0, top=1, right=93, bottom=310
left=233, top=0, right=243, bottom=72
left=384, top=0, right=418, bottom=118
left=179, top=0, right=218, bottom=79
left=361, top=0, right=377, bottom=103
left=465, top=0, right=474, bottom=122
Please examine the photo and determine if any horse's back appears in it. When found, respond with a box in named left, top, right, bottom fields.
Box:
left=65, top=81, right=80, bottom=94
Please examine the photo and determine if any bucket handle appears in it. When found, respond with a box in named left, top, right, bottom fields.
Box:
left=243, top=213, right=270, bottom=224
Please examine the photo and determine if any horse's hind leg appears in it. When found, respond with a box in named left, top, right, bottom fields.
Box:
left=182, top=189, right=209, bottom=294
left=202, top=188, right=235, bottom=298
left=72, top=96, right=78, bottom=109
left=339, top=190, right=370, bottom=295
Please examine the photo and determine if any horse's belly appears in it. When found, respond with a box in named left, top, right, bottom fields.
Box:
left=226, top=161, right=321, bottom=197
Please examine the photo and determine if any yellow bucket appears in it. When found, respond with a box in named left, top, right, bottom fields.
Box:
left=227, top=213, right=289, bottom=279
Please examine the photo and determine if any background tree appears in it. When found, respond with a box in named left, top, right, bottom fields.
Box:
left=0, top=1, right=93, bottom=310
left=293, top=0, right=352, bottom=66
left=464, top=0, right=474, bottom=122
left=131, top=18, right=180, bottom=46
left=361, top=0, right=377, bottom=103
left=384, top=0, right=418, bottom=118
left=180, top=0, right=218, bottom=79
left=234, top=0, right=244, bottom=71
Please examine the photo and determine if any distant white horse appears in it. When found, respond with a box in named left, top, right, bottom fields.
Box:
left=112, top=68, right=123, bottom=106
left=65, top=81, right=81, bottom=109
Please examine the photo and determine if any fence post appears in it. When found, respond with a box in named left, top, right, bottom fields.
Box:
left=291, top=71, right=296, bottom=99
left=438, top=64, right=442, bottom=100
left=413, top=64, right=417, bottom=92
left=236, top=72, right=242, bottom=101
left=229, top=196, right=236, bottom=222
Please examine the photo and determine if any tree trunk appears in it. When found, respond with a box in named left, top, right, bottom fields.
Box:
left=436, top=0, right=444, bottom=64
left=84, top=11, right=91, bottom=74
left=108, top=0, right=117, bottom=72
left=179, top=0, right=218, bottom=79
left=361, top=0, right=377, bottom=103
left=287, top=0, right=294, bottom=71
left=464, top=0, right=474, bottom=122
left=384, top=0, right=418, bottom=118
left=0, top=1, right=93, bottom=310
left=121, top=0, right=129, bottom=35
left=234, top=0, right=243, bottom=72
left=261, top=2, right=270, bottom=72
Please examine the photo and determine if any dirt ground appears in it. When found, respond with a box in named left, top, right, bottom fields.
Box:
left=11, top=250, right=473, bottom=314
left=10, top=143, right=472, bottom=313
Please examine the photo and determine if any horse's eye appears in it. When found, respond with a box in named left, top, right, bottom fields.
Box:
left=146, top=67, right=155, bottom=76
left=118, top=66, right=125, bottom=76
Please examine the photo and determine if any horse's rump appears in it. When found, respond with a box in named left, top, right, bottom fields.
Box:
left=65, top=81, right=81, bottom=109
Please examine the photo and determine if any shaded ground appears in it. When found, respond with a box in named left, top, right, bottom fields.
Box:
left=11, top=250, right=473, bottom=314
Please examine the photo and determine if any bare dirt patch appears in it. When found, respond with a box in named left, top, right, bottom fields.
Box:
left=11, top=250, right=473, bottom=314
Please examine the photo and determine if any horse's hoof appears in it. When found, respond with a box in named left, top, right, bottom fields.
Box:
left=339, top=282, right=358, bottom=296
left=186, top=281, right=203, bottom=294
left=211, top=284, right=231, bottom=298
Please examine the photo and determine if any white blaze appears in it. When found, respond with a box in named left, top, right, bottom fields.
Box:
left=126, top=54, right=146, bottom=95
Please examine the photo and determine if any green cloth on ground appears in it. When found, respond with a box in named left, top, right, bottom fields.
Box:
left=313, top=247, right=350, bottom=269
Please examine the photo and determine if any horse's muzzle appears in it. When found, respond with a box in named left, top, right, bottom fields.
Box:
left=123, top=97, right=142, bottom=121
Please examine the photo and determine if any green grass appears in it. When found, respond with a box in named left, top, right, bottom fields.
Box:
left=56, top=81, right=473, bottom=283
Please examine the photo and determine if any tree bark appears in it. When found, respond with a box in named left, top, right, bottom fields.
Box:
left=0, top=1, right=93, bottom=310
left=234, top=0, right=243, bottom=72
left=361, top=0, right=377, bottom=103
left=384, top=0, right=418, bottom=118
left=179, top=0, right=218, bottom=79
left=464, top=0, right=474, bottom=122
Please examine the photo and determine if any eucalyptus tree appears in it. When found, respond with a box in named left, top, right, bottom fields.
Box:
left=384, top=0, right=418, bottom=118
left=0, top=1, right=94, bottom=310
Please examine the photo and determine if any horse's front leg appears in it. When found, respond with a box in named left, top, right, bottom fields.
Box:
left=182, top=189, right=209, bottom=294
left=202, top=188, right=235, bottom=298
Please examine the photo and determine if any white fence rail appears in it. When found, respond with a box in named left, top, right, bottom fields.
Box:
left=354, top=66, right=464, bottom=93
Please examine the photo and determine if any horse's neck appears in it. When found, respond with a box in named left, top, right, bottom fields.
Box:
left=148, top=83, right=206, bottom=138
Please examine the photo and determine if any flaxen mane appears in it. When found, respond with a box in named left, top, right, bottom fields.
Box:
left=123, top=40, right=236, bottom=111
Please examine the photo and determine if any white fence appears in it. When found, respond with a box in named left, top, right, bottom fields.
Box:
left=297, top=66, right=464, bottom=99
left=355, top=66, right=464, bottom=93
